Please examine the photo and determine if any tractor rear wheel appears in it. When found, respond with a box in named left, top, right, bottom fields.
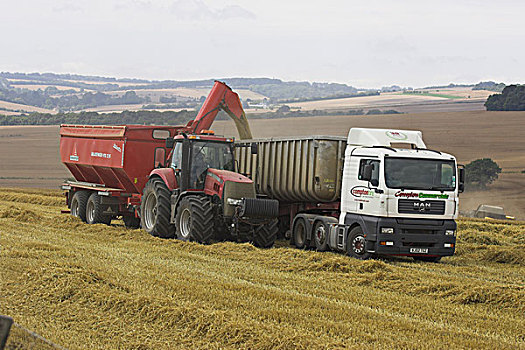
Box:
left=253, top=219, right=279, bottom=248
left=86, top=193, right=111, bottom=225
left=71, top=190, right=89, bottom=222
left=176, top=196, right=214, bottom=243
left=141, top=177, right=175, bottom=238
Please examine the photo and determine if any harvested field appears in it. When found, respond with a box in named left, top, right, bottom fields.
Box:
left=0, top=188, right=524, bottom=349
left=9, top=84, right=82, bottom=92
left=105, top=87, right=267, bottom=102
left=0, top=101, right=55, bottom=114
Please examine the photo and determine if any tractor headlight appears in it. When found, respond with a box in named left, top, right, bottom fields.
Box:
left=381, top=227, right=394, bottom=234
left=445, top=230, right=455, bottom=236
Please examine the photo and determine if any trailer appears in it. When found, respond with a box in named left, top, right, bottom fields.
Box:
left=60, top=124, right=182, bottom=228
left=236, top=128, right=465, bottom=261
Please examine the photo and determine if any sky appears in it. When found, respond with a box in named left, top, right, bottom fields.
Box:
left=0, top=0, right=524, bottom=88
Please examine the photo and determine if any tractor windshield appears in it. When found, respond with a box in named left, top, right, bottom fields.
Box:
left=384, top=157, right=456, bottom=191
left=191, top=141, right=234, bottom=188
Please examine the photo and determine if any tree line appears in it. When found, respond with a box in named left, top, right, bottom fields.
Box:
left=485, top=85, right=525, bottom=111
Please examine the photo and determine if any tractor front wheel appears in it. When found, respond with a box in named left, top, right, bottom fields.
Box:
left=175, top=196, right=214, bottom=243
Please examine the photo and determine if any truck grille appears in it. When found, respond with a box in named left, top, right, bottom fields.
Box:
left=398, top=199, right=445, bottom=215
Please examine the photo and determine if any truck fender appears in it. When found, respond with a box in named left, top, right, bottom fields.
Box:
left=343, top=213, right=379, bottom=252
left=149, top=168, right=177, bottom=190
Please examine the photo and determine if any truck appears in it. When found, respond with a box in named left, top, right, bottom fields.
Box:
left=60, top=81, right=279, bottom=247
left=236, top=128, right=465, bottom=261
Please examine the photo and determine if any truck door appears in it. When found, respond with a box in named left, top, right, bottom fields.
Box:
left=355, top=159, right=383, bottom=215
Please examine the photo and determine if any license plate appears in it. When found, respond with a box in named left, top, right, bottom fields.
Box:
left=410, top=248, right=428, bottom=254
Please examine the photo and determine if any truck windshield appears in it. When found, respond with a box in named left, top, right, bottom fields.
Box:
left=384, top=158, right=456, bottom=191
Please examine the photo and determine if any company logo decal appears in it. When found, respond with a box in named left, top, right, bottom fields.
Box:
left=385, top=131, right=408, bottom=140
left=395, top=191, right=449, bottom=199
left=351, top=186, right=375, bottom=197
left=91, top=152, right=111, bottom=159
left=113, top=143, right=122, bottom=152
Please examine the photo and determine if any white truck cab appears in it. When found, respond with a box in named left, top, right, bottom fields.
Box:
left=331, top=128, right=464, bottom=261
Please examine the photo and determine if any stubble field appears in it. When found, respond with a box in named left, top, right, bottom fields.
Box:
left=0, top=188, right=524, bottom=349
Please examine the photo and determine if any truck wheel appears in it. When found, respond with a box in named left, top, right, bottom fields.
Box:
left=176, top=196, right=213, bottom=243
left=413, top=256, right=441, bottom=263
left=141, top=178, right=175, bottom=238
left=292, top=218, right=308, bottom=249
left=71, top=190, right=89, bottom=222
left=86, top=193, right=111, bottom=225
left=123, top=215, right=140, bottom=229
left=347, top=226, right=370, bottom=260
left=253, top=219, right=279, bottom=248
left=313, top=221, right=330, bottom=251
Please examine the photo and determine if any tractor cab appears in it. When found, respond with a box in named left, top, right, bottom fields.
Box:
left=168, top=133, right=236, bottom=191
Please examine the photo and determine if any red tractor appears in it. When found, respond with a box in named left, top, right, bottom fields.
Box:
left=60, top=81, right=279, bottom=247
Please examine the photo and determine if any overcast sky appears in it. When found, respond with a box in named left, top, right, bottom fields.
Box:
left=0, top=0, right=524, bottom=88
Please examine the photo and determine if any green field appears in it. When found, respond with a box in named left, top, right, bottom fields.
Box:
left=1, top=188, right=524, bottom=349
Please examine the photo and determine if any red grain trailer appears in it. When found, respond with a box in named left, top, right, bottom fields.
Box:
left=60, top=124, right=182, bottom=227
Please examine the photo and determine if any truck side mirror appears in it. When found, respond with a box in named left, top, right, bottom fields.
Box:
left=250, top=143, right=258, bottom=155
left=165, top=138, right=175, bottom=149
left=370, top=179, right=379, bottom=187
left=458, top=165, right=465, bottom=193
left=361, top=164, right=373, bottom=182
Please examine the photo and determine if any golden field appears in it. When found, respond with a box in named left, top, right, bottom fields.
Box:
left=0, top=188, right=524, bottom=349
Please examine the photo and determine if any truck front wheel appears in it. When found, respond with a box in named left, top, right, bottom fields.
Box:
left=141, top=178, right=175, bottom=238
left=86, top=193, right=111, bottom=225
left=176, top=196, right=213, bottom=243
left=71, top=190, right=89, bottom=222
left=347, top=226, right=371, bottom=260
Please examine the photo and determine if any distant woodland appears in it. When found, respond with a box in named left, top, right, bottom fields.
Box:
left=0, top=108, right=402, bottom=126
left=485, top=85, right=525, bottom=111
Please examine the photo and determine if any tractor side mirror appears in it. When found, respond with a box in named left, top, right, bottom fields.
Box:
left=458, top=165, right=465, bottom=193
left=165, top=138, right=175, bottom=149
left=361, top=164, right=373, bottom=182
left=250, top=143, right=258, bottom=155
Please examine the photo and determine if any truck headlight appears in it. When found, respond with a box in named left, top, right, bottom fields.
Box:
left=445, top=230, right=455, bottom=236
left=381, top=227, right=394, bottom=234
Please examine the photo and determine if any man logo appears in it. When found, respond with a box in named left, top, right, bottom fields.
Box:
left=413, top=202, right=431, bottom=212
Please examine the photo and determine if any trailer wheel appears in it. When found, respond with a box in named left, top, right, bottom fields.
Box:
left=347, top=226, right=370, bottom=260
left=86, top=193, right=111, bottom=225
left=253, top=219, right=279, bottom=248
left=413, top=256, right=441, bottom=263
left=141, top=178, right=175, bottom=238
left=71, top=190, right=89, bottom=222
left=292, top=218, right=308, bottom=249
left=123, top=215, right=140, bottom=229
left=176, top=196, right=214, bottom=243
left=313, top=221, right=330, bottom=251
